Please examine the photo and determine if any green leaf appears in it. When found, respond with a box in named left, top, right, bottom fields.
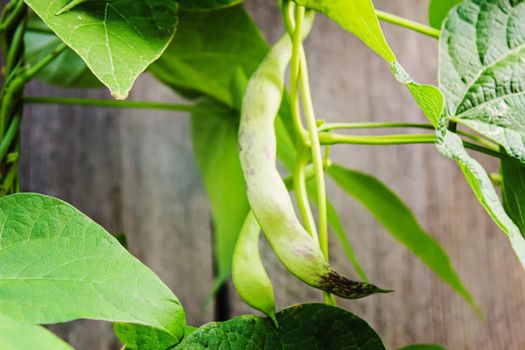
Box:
left=501, top=159, right=525, bottom=233
left=428, top=0, right=462, bottom=29
left=24, top=0, right=178, bottom=99
left=390, top=62, right=444, bottom=128
left=150, top=6, right=268, bottom=108
left=327, top=163, right=478, bottom=311
left=399, top=345, right=447, bottom=350
left=0, top=314, right=73, bottom=350
left=436, top=121, right=525, bottom=270
left=293, top=0, right=395, bottom=62
left=325, top=199, right=369, bottom=281
left=294, top=0, right=445, bottom=128
left=24, top=18, right=101, bottom=88
left=175, top=303, right=386, bottom=349
left=191, top=101, right=250, bottom=290
left=177, top=0, right=243, bottom=11
left=114, top=323, right=179, bottom=350
left=0, top=193, right=186, bottom=342
left=304, top=180, right=369, bottom=282
left=439, top=0, right=525, bottom=161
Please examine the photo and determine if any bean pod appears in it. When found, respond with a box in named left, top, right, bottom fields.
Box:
left=232, top=212, right=277, bottom=325
left=239, top=28, right=390, bottom=300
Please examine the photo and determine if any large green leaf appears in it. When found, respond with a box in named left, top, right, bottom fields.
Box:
left=24, top=18, right=101, bottom=88
left=150, top=6, right=268, bottom=108
left=428, top=0, right=462, bottom=29
left=24, top=0, right=178, bottom=99
left=294, top=0, right=445, bottom=128
left=439, top=0, right=525, bottom=161
left=0, top=193, right=186, bottom=343
left=177, top=0, right=243, bottom=11
left=175, top=304, right=386, bottom=349
left=0, top=314, right=73, bottom=350
left=191, top=101, right=250, bottom=290
left=501, top=159, right=525, bottom=233
left=327, top=164, right=477, bottom=310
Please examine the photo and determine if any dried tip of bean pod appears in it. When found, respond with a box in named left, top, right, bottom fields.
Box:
left=319, top=270, right=392, bottom=299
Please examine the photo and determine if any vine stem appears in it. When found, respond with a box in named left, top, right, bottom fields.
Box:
left=293, top=5, right=335, bottom=306
left=294, top=146, right=319, bottom=241
left=319, top=121, right=499, bottom=150
left=287, top=4, right=319, bottom=242
left=318, top=132, right=514, bottom=161
left=288, top=4, right=308, bottom=143
left=376, top=9, right=440, bottom=39
left=23, top=96, right=195, bottom=113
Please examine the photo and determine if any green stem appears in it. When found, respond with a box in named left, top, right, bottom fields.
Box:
left=319, top=121, right=435, bottom=132
left=23, top=96, right=195, bottom=113
left=376, top=9, right=440, bottom=39
left=21, top=43, right=67, bottom=82
left=319, top=121, right=499, bottom=150
left=319, top=132, right=513, bottom=161
left=0, top=114, right=20, bottom=162
left=288, top=3, right=308, bottom=144
left=294, top=147, right=319, bottom=242
left=296, top=26, right=334, bottom=307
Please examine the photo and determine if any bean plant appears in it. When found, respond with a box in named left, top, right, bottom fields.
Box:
left=0, top=0, right=523, bottom=348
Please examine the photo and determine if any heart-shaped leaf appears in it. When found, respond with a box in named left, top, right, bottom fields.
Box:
left=175, top=304, right=386, bottom=349
left=440, top=0, right=525, bottom=161
left=24, top=0, right=178, bottom=99
left=0, top=193, right=186, bottom=343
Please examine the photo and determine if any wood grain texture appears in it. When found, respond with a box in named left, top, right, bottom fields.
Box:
left=15, top=0, right=525, bottom=349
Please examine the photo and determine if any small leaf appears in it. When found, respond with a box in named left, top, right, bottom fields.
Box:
left=399, top=345, right=447, bottom=350
left=428, top=0, right=462, bottom=29
left=24, top=0, right=179, bottom=99
left=24, top=18, right=101, bottom=88
left=177, top=0, right=243, bottom=11
left=0, top=314, right=73, bottom=350
left=501, top=158, right=525, bottom=233
left=175, top=304, right=386, bottom=349
left=294, top=0, right=445, bottom=128
left=293, top=0, right=395, bottom=62
left=150, top=6, right=268, bottom=108
left=439, top=0, right=525, bottom=161
left=113, top=323, right=178, bottom=350
left=191, top=101, right=250, bottom=290
left=0, top=193, right=186, bottom=343
left=325, top=199, right=369, bottom=281
left=436, top=120, right=525, bottom=270
left=390, top=62, right=444, bottom=128
left=306, top=180, right=369, bottom=282
left=327, top=163, right=478, bottom=311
